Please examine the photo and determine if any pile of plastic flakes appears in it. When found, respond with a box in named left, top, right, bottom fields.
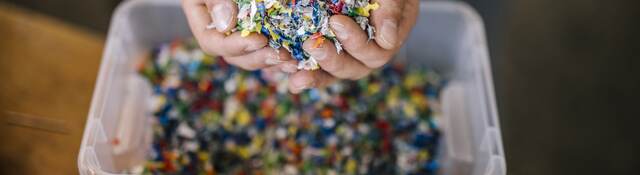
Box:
left=209, top=0, right=379, bottom=70
left=138, top=39, right=444, bottom=175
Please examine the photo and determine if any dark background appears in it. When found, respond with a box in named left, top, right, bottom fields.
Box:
left=2, top=0, right=639, bottom=174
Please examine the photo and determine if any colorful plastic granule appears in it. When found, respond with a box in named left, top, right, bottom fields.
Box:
left=139, top=39, right=444, bottom=175
left=208, top=0, right=379, bottom=70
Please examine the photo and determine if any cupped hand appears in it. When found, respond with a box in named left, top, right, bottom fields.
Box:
left=288, top=0, right=419, bottom=93
left=182, top=0, right=298, bottom=72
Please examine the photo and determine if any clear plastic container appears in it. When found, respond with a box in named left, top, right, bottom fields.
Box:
left=77, top=0, right=506, bottom=174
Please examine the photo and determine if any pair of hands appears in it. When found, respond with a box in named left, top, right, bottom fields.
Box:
left=182, top=0, right=419, bottom=93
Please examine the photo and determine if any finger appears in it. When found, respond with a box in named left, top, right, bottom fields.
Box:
left=261, top=60, right=298, bottom=83
left=224, top=47, right=291, bottom=71
left=330, top=15, right=393, bottom=68
left=204, top=0, right=237, bottom=33
left=399, top=0, right=420, bottom=41
left=261, top=66, right=286, bottom=83
left=183, top=0, right=266, bottom=56
left=262, top=66, right=280, bottom=75
left=288, top=70, right=337, bottom=94
left=275, top=60, right=300, bottom=74
left=183, top=0, right=225, bottom=52
left=370, top=0, right=405, bottom=50
left=303, top=38, right=372, bottom=80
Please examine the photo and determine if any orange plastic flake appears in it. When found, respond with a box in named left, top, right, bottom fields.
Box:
left=313, top=37, right=325, bottom=48
left=199, top=80, right=211, bottom=92
left=321, top=108, right=333, bottom=118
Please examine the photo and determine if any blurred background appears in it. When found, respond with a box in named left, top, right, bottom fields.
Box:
left=0, top=0, right=638, bottom=174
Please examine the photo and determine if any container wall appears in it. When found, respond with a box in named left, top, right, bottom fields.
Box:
left=78, top=0, right=505, bottom=174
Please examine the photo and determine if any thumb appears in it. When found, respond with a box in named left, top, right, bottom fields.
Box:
left=371, top=0, right=405, bottom=50
left=205, top=0, right=237, bottom=33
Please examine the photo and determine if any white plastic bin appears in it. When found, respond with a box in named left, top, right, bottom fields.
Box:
left=78, top=0, right=506, bottom=174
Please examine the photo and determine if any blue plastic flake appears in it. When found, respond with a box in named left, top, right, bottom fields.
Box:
left=138, top=39, right=445, bottom=175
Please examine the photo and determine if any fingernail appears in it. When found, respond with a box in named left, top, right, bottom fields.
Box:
left=307, top=47, right=327, bottom=61
left=265, top=52, right=282, bottom=65
left=379, top=19, right=398, bottom=49
left=212, top=4, right=231, bottom=32
left=281, top=63, right=298, bottom=73
left=330, top=21, right=348, bottom=40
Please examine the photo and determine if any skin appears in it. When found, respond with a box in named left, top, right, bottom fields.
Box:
left=183, top=0, right=419, bottom=93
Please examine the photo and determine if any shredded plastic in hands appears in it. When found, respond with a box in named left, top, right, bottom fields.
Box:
left=138, top=39, right=443, bottom=175
left=207, top=0, right=379, bottom=70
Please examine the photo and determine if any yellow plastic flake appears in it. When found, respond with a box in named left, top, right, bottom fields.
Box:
left=282, top=40, right=291, bottom=50
left=345, top=158, right=357, bottom=174
left=249, top=136, right=265, bottom=156
left=356, top=2, right=379, bottom=17
left=410, top=92, right=429, bottom=110
left=202, top=54, right=216, bottom=65
left=255, top=23, right=262, bottom=34
left=146, top=161, right=165, bottom=170
left=251, top=135, right=265, bottom=149
left=288, top=125, right=298, bottom=135
left=403, top=102, right=417, bottom=118
left=403, top=72, right=424, bottom=88
left=273, top=1, right=282, bottom=9
left=156, top=95, right=167, bottom=110
left=367, top=82, right=381, bottom=95
left=236, top=109, right=251, bottom=126
left=222, top=120, right=233, bottom=130
left=201, top=111, right=221, bottom=126
left=419, top=150, right=431, bottom=160
left=268, top=27, right=280, bottom=41
left=198, top=151, right=209, bottom=161
left=280, top=7, right=292, bottom=15
left=237, top=146, right=251, bottom=159
left=307, top=63, right=320, bottom=70
left=241, top=29, right=252, bottom=37
left=267, top=7, right=275, bottom=15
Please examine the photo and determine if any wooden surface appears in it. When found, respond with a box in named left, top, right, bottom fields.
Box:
left=0, top=3, right=104, bottom=175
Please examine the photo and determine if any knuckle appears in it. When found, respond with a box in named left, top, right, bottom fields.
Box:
left=364, top=55, right=391, bottom=68
left=325, top=56, right=343, bottom=72
left=245, top=62, right=262, bottom=71
left=350, top=38, right=368, bottom=51
left=198, top=39, right=217, bottom=55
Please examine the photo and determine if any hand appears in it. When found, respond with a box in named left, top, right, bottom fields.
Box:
left=288, top=0, right=419, bottom=93
left=182, top=0, right=298, bottom=72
